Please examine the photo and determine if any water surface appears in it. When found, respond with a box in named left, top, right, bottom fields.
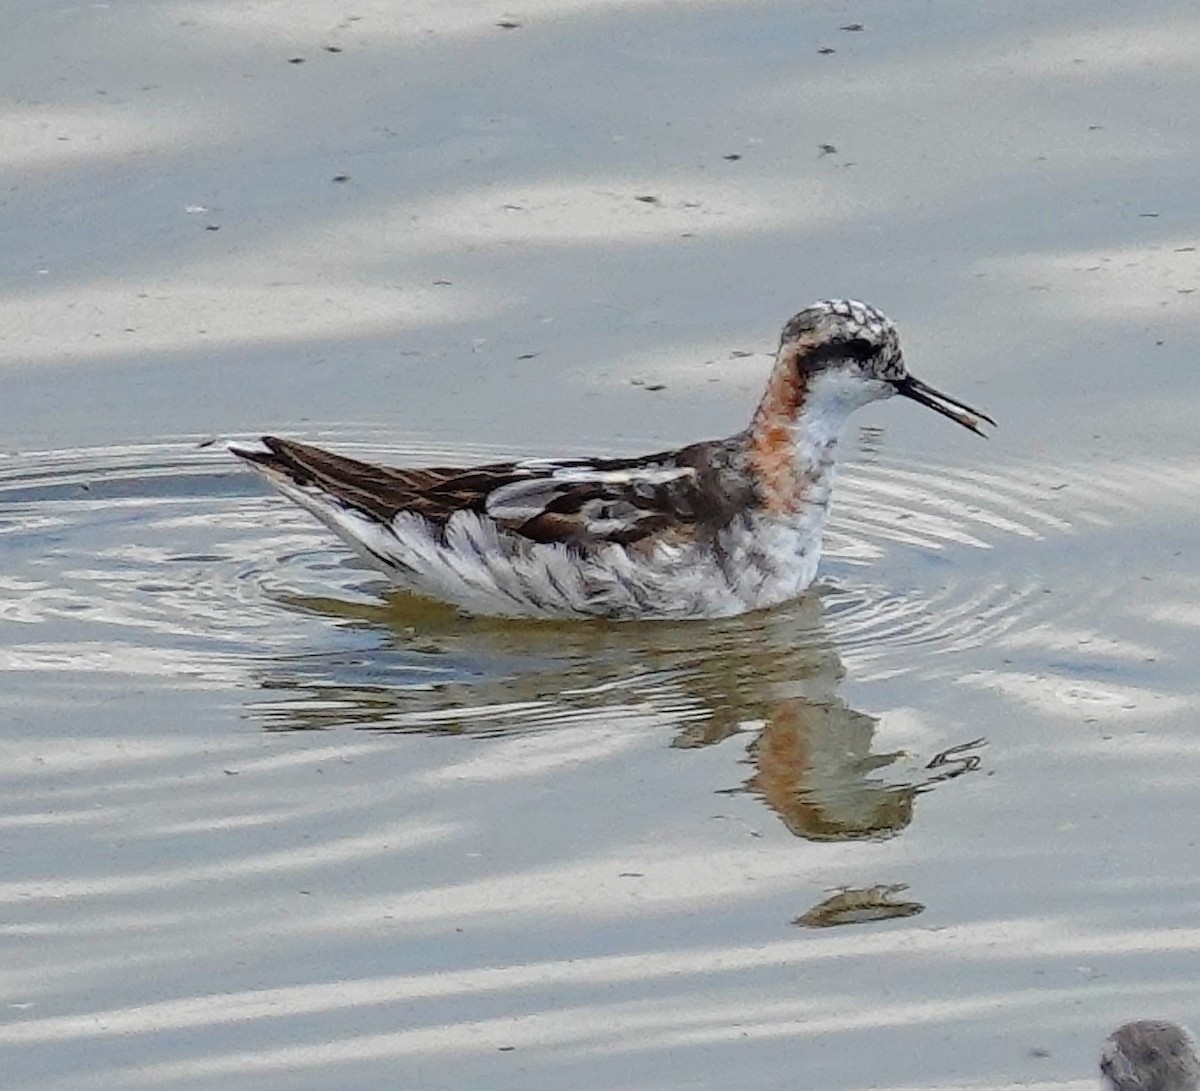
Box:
left=4, top=0, right=1200, bottom=1088
left=3, top=431, right=1198, bottom=1090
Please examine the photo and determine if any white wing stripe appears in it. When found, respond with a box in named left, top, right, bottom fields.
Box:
left=484, top=465, right=695, bottom=522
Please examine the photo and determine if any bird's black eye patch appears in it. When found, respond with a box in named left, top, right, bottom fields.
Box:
left=841, top=337, right=878, bottom=361
left=795, top=336, right=879, bottom=373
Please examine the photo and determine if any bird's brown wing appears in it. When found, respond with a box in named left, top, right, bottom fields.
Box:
left=234, top=435, right=746, bottom=549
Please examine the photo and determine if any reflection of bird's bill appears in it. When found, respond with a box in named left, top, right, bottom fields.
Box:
left=917, top=737, right=988, bottom=789
left=894, top=375, right=996, bottom=436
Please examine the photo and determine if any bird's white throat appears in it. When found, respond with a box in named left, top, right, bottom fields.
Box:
left=786, top=367, right=891, bottom=473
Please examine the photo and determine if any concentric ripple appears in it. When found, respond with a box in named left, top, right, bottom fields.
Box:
left=3, top=432, right=1191, bottom=707
left=821, top=451, right=1200, bottom=673
left=0, top=440, right=365, bottom=685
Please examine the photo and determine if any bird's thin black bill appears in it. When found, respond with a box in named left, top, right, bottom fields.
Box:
left=894, top=376, right=996, bottom=436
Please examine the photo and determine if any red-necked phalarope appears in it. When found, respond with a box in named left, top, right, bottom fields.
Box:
left=1102, top=1022, right=1200, bottom=1091
left=232, top=299, right=994, bottom=620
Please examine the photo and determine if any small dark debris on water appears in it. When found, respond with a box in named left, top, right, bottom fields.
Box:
left=204, top=224, right=220, bottom=231
left=818, top=143, right=838, bottom=156
left=634, top=194, right=659, bottom=204
left=322, top=45, right=343, bottom=52
left=498, top=1045, right=516, bottom=1052
left=287, top=57, right=306, bottom=64
left=496, top=20, right=521, bottom=29
left=432, top=279, right=452, bottom=286
left=516, top=353, right=539, bottom=360
left=332, top=174, right=350, bottom=183
left=196, top=437, right=217, bottom=449
left=723, top=153, right=742, bottom=161
left=817, top=46, right=836, bottom=54
left=1087, top=124, right=1103, bottom=130
left=730, top=349, right=754, bottom=358
left=1029, top=1047, right=1052, bottom=1059
left=1173, top=246, right=1195, bottom=252
left=618, top=872, right=644, bottom=878
left=1139, top=212, right=1159, bottom=218
left=643, top=383, right=666, bottom=392
left=839, top=22, right=865, bottom=31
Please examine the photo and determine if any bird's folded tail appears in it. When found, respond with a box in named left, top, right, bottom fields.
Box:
left=229, top=436, right=413, bottom=524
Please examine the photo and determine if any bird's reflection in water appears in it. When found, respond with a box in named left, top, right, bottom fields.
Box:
left=249, top=587, right=983, bottom=842
left=739, top=700, right=918, bottom=841
left=731, top=704, right=983, bottom=843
